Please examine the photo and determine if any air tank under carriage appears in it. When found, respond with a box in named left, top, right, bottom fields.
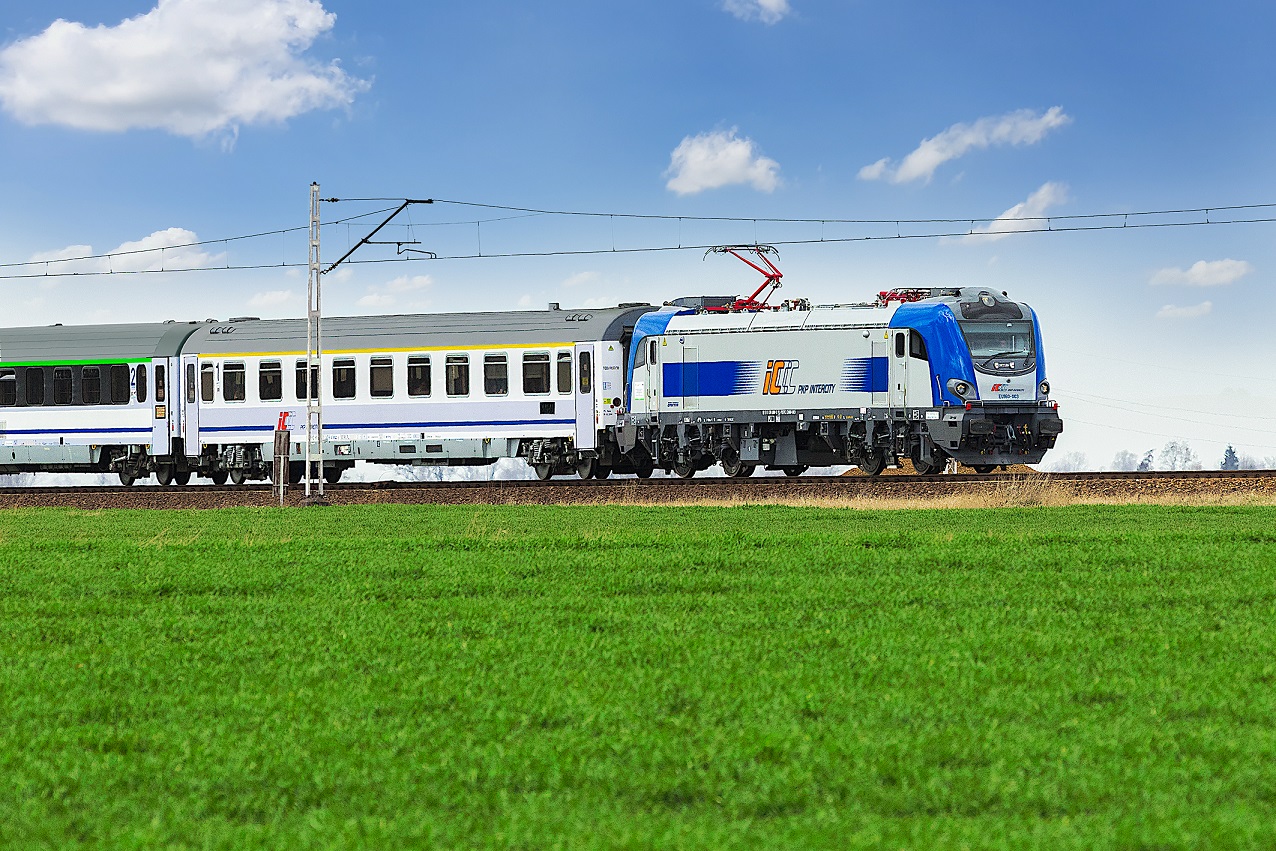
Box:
left=604, top=287, right=1063, bottom=477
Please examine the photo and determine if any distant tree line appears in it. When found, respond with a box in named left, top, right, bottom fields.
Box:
left=1045, top=441, right=1276, bottom=473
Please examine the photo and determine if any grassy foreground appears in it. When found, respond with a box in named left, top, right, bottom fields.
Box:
left=1, top=504, right=1274, bottom=849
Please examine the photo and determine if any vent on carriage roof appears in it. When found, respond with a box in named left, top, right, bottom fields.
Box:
left=670, top=296, right=734, bottom=309
left=228, top=317, right=259, bottom=322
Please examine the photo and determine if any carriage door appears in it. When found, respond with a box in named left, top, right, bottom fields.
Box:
left=150, top=357, right=172, bottom=456
left=871, top=339, right=889, bottom=407
left=889, top=330, right=910, bottom=409
left=181, top=354, right=201, bottom=454
left=574, top=343, right=597, bottom=450
left=644, top=337, right=660, bottom=416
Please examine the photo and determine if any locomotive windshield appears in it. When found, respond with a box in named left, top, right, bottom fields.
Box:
left=959, top=320, right=1036, bottom=370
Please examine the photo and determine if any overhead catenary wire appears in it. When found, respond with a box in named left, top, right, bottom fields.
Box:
left=4, top=210, right=1276, bottom=280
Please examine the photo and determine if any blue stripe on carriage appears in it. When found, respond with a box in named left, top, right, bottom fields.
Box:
left=202, top=418, right=577, bottom=433
left=1, top=428, right=151, bottom=436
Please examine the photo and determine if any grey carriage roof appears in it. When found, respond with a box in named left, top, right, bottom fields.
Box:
left=185, top=306, right=656, bottom=355
left=0, top=322, right=202, bottom=366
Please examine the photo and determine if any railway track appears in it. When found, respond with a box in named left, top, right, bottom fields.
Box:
left=1, top=469, right=1274, bottom=509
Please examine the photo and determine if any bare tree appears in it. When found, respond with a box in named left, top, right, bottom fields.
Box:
left=1112, top=450, right=1140, bottom=472
left=1159, top=440, right=1201, bottom=471
left=1049, top=451, right=1088, bottom=472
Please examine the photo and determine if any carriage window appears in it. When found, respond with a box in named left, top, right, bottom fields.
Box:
left=295, top=359, right=319, bottom=400
left=186, top=363, right=196, bottom=403
left=53, top=368, right=73, bottom=405
left=522, top=352, right=550, bottom=394
left=649, top=339, right=658, bottom=365
left=484, top=354, right=508, bottom=396
left=200, top=363, right=214, bottom=402
left=260, top=360, right=283, bottom=402
left=223, top=362, right=246, bottom=402
left=155, top=365, right=165, bottom=403
left=557, top=352, right=572, bottom=394
left=25, top=368, right=45, bottom=406
left=110, top=365, right=130, bottom=404
left=332, top=358, right=356, bottom=399
left=578, top=351, right=591, bottom=394
left=446, top=355, right=469, bottom=396
left=84, top=367, right=102, bottom=405
left=408, top=356, right=431, bottom=397
left=910, top=334, right=929, bottom=361
left=0, top=370, right=15, bottom=406
left=370, top=357, right=394, bottom=398
left=136, top=364, right=148, bottom=403
left=895, top=333, right=906, bottom=359
left=24, top=367, right=45, bottom=405
left=634, top=342, right=647, bottom=368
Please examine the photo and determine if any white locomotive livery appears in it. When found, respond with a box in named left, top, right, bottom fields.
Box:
left=0, top=260, right=1062, bottom=484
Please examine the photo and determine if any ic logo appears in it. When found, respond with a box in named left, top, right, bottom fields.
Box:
left=763, top=359, right=799, bottom=395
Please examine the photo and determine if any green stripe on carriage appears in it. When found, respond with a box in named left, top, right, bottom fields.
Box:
left=0, top=358, right=151, bottom=368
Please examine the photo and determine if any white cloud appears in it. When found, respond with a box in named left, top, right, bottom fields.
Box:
left=722, top=0, right=792, bottom=24
left=383, top=275, right=433, bottom=293
left=0, top=0, right=368, bottom=146
left=962, top=182, right=1069, bottom=243
left=665, top=128, right=781, bottom=195
left=1156, top=301, right=1213, bottom=320
left=27, top=228, right=225, bottom=274
left=1150, top=259, right=1253, bottom=287
left=248, top=289, right=298, bottom=308
left=355, top=274, right=433, bottom=311
left=355, top=293, right=396, bottom=309
left=562, top=271, right=599, bottom=289
left=859, top=106, right=1071, bottom=184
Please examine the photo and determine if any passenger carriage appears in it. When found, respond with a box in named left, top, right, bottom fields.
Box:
left=0, top=322, right=199, bottom=483
left=183, top=305, right=653, bottom=483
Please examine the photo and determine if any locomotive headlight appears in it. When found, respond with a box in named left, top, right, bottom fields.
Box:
left=1038, top=380, right=1050, bottom=396
left=947, top=378, right=973, bottom=400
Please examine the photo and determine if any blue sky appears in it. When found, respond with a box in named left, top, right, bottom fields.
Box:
left=2, top=0, right=1274, bottom=469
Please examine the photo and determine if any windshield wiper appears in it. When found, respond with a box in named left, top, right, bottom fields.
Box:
left=980, top=350, right=1028, bottom=366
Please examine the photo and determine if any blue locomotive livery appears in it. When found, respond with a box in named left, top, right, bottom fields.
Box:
left=0, top=267, right=1062, bottom=484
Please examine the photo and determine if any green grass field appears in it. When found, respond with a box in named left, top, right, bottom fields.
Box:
left=2, top=504, right=1275, bottom=849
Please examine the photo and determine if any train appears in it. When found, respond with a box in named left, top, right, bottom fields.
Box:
left=0, top=251, right=1063, bottom=484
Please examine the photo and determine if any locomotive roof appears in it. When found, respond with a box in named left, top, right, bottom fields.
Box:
left=185, top=305, right=655, bottom=355
left=0, top=322, right=200, bottom=366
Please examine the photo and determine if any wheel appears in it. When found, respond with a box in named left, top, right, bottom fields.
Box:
left=720, top=446, right=753, bottom=478
left=209, top=471, right=229, bottom=486
left=911, top=447, right=946, bottom=476
left=594, top=465, right=612, bottom=480
left=673, top=460, right=696, bottom=479
left=576, top=457, right=597, bottom=479
left=324, top=466, right=343, bottom=485
left=118, top=470, right=136, bottom=487
left=973, top=464, right=996, bottom=475
left=858, top=450, right=886, bottom=477
left=156, top=464, right=175, bottom=486
left=782, top=465, right=808, bottom=477
left=229, top=469, right=247, bottom=486
left=534, top=464, right=554, bottom=481
left=174, top=469, right=191, bottom=486
left=632, top=454, right=654, bottom=479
